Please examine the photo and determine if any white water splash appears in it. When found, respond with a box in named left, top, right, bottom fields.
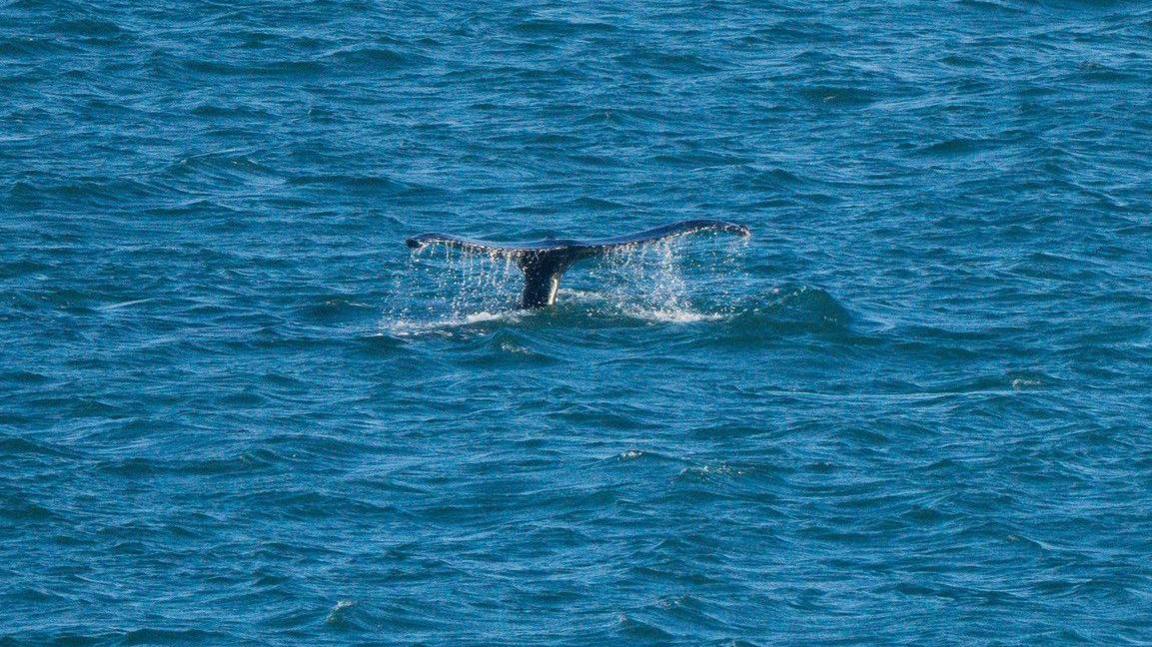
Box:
left=618, top=306, right=726, bottom=324
left=380, top=309, right=526, bottom=337
left=382, top=232, right=749, bottom=330
left=556, top=287, right=716, bottom=322
left=382, top=245, right=524, bottom=331
left=583, top=236, right=745, bottom=322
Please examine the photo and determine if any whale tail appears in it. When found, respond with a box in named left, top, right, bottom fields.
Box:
left=405, top=219, right=751, bottom=309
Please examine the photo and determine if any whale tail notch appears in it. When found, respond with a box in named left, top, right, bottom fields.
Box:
left=405, top=219, right=751, bottom=309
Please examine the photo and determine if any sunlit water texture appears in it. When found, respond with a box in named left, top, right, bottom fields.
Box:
left=2, top=0, right=1152, bottom=645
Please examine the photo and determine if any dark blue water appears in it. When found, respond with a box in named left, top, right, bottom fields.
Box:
left=4, top=0, right=1152, bottom=644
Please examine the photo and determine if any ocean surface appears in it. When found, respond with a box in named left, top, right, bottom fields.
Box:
left=3, top=0, right=1152, bottom=644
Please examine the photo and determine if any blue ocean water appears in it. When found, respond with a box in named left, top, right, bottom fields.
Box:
left=3, top=0, right=1152, bottom=643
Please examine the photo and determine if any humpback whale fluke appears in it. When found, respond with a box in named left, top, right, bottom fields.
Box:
left=405, top=219, right=751, bottom=309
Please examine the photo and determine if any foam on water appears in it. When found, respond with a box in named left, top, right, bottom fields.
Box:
left=380, top=310, right=526, bottom=338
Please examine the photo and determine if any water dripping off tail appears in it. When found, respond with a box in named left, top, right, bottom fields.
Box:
left=405, top=219, right=751, bottom=309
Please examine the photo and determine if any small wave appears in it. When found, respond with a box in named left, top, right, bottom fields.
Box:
left=1072, top=61, right=1138, bottom=83
left=917, top=137, right=990, bottom=157
left=379, top=310, right=525, bottom=337
left=559, top=289, right=725, bottom=324
left=97, top=297, right=156, bottom=312
left=617, top=613, right=675, bottom=641
left=0, top=35, right=79, bottom=56
left=690, top=285, right=854, bottom=342
left=510, top=18, right=617, bottom=36
left=675, top=462, right=745, bottom=483
left=298, top=297, right=376, bottom=323
left=52, top=18, right=126, bottom=38
left=183, top=58, right=325, bottom=77
left=319, top=45, right=429, bottom=68
left=798, top=85, right=876, bottom=107
left=618, top=49, right=721, bottom=75
left=958, top=0, right=1028, bottom=13
left=617, top=305, right=725, bottom=324
left=119, top=628, right=233, bottom=645
left=189, top=102, right=273, bottom=119
left=288, top=173, right=441, bottom=197
left=326, top=599, right=358, bottom=626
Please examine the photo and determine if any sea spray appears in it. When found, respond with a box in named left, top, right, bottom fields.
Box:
left=383, top=245, right=524, bottom=332
left=589, top=234, right=750, bottom=321
left=383, top=232, right=751, bottom=332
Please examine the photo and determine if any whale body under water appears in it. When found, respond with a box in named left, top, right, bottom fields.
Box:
left=406, top=219, right=751, bottom=309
